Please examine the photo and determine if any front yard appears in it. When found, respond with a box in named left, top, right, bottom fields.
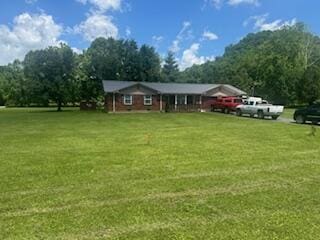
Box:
left=0, top=108, right=319, bottom=239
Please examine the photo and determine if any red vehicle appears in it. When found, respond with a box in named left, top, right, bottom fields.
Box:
left=210, top=96, right=243, bottom=114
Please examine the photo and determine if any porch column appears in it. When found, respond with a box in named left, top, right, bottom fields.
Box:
left=185, top=95, right=187, bottom=105
left=112, top=93, right=116, bottom=113
left=175, top=94, right=177, bottom=111
left=199, top=95, right=202, bottom=110
left=160, top=94, right=163, bottom=111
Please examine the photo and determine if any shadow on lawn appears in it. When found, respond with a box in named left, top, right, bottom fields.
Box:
left=27, top=108, right=80, bottom=113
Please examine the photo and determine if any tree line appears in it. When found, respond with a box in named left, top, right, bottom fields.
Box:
left=179, top=23, right=320, bottom=105
left=1, top=22, right=320, bottom=110
left=0, top=38, right=178, bottom=110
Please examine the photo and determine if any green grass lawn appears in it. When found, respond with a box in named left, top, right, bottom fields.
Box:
left=1, top=108, right=320, bottom=239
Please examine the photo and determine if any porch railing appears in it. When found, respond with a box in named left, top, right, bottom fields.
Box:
left=165, top=104, right=201, bottom=112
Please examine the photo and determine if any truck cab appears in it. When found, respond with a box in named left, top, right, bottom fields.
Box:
left=236, top=97, right=284, bottom=120
left=210, top=96, right=243, bottom=114
left=294, top=103, right=320, bottom=124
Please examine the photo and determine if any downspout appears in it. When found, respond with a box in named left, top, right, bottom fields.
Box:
left=113, top=92, right=116, bottom=113
left=160, top=94, right=163, bottom=112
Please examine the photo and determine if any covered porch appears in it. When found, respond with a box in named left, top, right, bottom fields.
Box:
left=162, top=94, right=203, bottom=112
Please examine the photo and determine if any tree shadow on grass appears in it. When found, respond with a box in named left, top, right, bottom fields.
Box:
left=27, top=108, right=79, bottom=113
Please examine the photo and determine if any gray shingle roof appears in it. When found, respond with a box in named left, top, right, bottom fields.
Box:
left=103, top=80, right=246, bottom=95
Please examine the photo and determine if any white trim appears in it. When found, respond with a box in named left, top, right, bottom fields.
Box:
left=175, top=95, right=177, bottom=110
left=112, top=93, right=116, bottom=112
left=123, top=95, right=133, bottom=105
left=144, top=95, right=152, bottom=106
left=185, top=95, right=187, bottom=105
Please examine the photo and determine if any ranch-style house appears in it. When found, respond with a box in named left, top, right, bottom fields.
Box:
left=103, top=80, right=246, bottom=112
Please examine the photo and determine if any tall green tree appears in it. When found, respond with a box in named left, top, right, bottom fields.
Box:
left=86, top=37, right=121, bottom=82
left=298, top=65, right=320, bottom=104
left=119, top=39, right=140, bottom=81
left=74, top=51, right=99, bottom=103
left=162, top=51, right=179, bottom=82
left=0, top=60, right=27, bottom=106
left=24, top=44, right=75, bottom=111
left=139, top=45, right=161, bottom=82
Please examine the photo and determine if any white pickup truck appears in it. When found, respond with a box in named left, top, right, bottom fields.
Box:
left=235, top=97, right=284, bottom=120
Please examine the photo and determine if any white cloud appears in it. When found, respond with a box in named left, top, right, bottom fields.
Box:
left=72, top=47, right=83, bottom=54
left=25, top=0, right=38, bottom=4
left=244, top=14, right=297, bottom=31
left=74, top=0, right=122, bottom=42
left=152, top=35, right=164, bottom=49
left=210, top=0, right=223, bottom=9
left=180, top=43, right=215, bottom=70
left=152, top=35, right=164, bottom=42
left=76, top=0, right=122, bottom=13
left=204, top=0, right=259, bottom=9
left=228, top=0, right=259, bottom=7
left=170, top=21, right=193, bottom=53
left=125, top=27, right=131, bottom=37
left=202, top=30, right=219, bottom=41
left=73, top=13, right=118, bottom=41
left=0, top=12, right=63, bottom=65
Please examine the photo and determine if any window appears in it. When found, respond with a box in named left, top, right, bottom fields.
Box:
left=124, top=95, right=133, bottom=105
left=177, top=95, right=186, bottom=105
left=144, top=95, right=152, bottom=105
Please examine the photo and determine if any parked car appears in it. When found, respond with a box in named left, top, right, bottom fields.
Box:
left=210, top=97, right=243, bottom=114
left=294, top=103, right=320, bottom=124
left=236, top=97, right=284, bottom=120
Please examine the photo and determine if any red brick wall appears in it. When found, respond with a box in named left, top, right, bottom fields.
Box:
left=201, top=96, right=214, bottom=111
left=105, top=94, right=163, bottom=112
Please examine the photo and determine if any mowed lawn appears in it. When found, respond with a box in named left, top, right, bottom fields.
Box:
left=1, top=108, right=320, bottom=240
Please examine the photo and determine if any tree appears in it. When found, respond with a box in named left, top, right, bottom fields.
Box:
left=298, top=65, right=320, bottom=104
left=179, top=23, right=320, bottom=105
left=86, top=37, right=121, bottom=82
left=74, top=52, right=98, bottom=103
left=162, top=51, right=179, bottom=82
left=119, top=39, right=140, bottom=81
left=139, top=45, right=161, bottom=82
left=24, top=44, right=75, bottom=111
left=0, top=61, right=28, bottom=106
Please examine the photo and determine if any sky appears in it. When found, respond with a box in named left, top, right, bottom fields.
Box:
left=0, top=0, right=320, bottom=69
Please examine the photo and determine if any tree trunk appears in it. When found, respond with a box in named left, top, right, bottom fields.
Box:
left=57, top=100, right=62, bottom=112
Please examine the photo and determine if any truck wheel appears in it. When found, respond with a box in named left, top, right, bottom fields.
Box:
left=295, top=115, right=305, bottom=124
left=257, top=111, right=264, bottom=119
left=236, top=109, right=242, bottom=116
left=272, top=116, right=279, bottom=120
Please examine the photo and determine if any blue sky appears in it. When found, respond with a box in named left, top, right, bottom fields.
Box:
left=0, top=0, right=320, bottom=68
